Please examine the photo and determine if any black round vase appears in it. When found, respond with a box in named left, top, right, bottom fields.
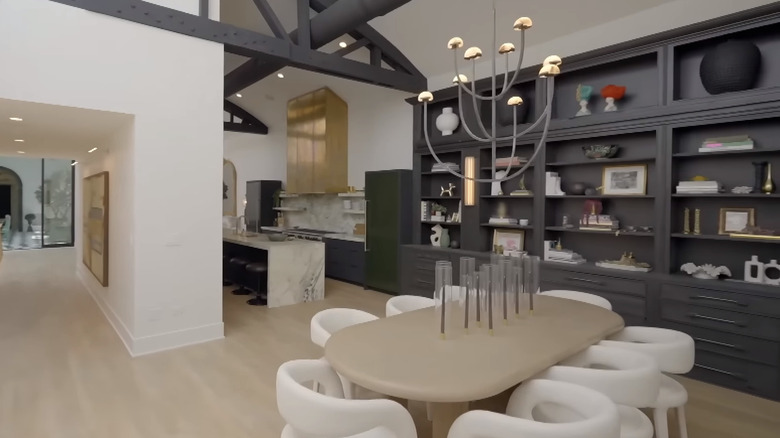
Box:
left=485, top=87, right=529, bottom=126
left=569, top=182, right=587, bottom=196
left=699, top=40, right=761, bottom=95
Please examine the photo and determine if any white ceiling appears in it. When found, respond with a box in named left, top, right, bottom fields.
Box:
left=0, top=98, right=132, bottom=161
left=221, top=0, right=677, bottom=78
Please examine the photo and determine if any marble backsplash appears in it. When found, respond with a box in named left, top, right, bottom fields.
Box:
left=280, top=194, right=365, bottom=234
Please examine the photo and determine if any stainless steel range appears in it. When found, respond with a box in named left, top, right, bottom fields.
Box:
left=283, top=228, right=333, bottom=241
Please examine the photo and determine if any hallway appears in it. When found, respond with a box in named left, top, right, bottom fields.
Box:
left=1, top=249, right=779, bottom=437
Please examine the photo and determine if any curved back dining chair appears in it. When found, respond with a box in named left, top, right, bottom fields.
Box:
left=450, top=379, right=620, bottom=438
left=310, top=308, right=379, bottom=348
left=534, top=345, right=660, bottom=438
left=277, top=359, right=417, bottom=438
left=386, top=295, right=435, bottom=317
left=539, top=289, right=612, bottom=310
left=599, top=326, right=695, bottom=438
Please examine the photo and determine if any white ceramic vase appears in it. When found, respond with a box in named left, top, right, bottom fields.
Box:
left=436, top=107, right=460, bottom=136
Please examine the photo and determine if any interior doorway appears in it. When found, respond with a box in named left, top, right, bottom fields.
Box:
left=0, top=185, right=10, bottom=218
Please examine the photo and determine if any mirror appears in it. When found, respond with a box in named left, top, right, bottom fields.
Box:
left=223, top=159, right=237, bottom=216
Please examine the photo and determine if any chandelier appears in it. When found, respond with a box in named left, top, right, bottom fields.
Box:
left=417, top=3, right=561, bottom=184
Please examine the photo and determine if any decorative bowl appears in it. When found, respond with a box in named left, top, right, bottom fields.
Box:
left=582, top=144, right=619, bottom=159
left=267, top=233, right=288, bottom=242
left=569, top=182, right=587, bottom=195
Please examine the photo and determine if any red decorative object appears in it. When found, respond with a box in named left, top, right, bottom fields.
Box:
left=583, top=199, right=603, bottom=216
left=600, top=84, right=626, bottom=100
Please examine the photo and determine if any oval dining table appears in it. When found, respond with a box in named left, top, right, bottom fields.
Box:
left=324, top=294, right=625, bottom=438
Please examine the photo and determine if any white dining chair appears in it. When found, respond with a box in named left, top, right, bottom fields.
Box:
left=534, top=345, right=660, bottom=438
left=310, top=308, right=381, bottom=399
left=599, top=326, right=695, bottom=438
left=386, top=295, right=435, bottom=317
left=539, top=289, right=612, bottom=310
left=277, top=359, right=417, bottom=438
left=448, top=379, right=619, bottom=438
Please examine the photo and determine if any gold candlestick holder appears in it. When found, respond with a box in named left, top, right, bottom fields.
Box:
left=694, top=209, right=701, bottom=235
left=683, top=208, right=690, bottom=234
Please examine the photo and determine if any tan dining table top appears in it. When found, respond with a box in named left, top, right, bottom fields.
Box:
left=324, top=295, right=625, bottom=403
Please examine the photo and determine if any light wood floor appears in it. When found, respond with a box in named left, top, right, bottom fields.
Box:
left=1, top=248, right=778, bottom=437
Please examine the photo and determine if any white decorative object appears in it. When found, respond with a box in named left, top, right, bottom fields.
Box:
left=342, top=199, right=352, bottom=210
left=764, top=259, right=780, bottom=285
left=576, top=99, right=591, bottom=116
left=731, top=186, right=753, bottom=194
left=680, top=263, right=732, bottom=280
left=491, top=170, right=507, bottom=195
left=436, top=107, right=460, bottom=136
left=430, top=224, right=444, bottom=246
left=545, top=171, right=565, bottom=196
left=744, top=255, right=765, bottom=283
left=604, top=97, right=617, bottom=112
left=418, top=6, right=560, bottom=187
left=441, top=182, right=456, bottom=196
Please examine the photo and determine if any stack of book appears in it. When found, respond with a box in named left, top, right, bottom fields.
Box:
left=489, top=217, right=518, bottom=225
left=431, top=162, right=460, bottom=173
left=699, top=135, right=754, bottom=153
left=579, top=214, right=620, bottom=231
left=420, top=201, right=431, bottom=221
left=676, top=180, right=721, bottom=194
left=544, top=247, right=586, bottom=265
left=494, top=156, right=527, bottom=168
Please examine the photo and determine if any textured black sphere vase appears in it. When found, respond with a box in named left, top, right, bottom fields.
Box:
left=699, top=39, right=761, bottom=95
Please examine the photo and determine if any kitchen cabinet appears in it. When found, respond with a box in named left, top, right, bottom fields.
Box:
left=286, top=87, right=348, bottom=194
left=245, top=180, right=281, bottom=231
left=324, top=238, right=364, bottom=285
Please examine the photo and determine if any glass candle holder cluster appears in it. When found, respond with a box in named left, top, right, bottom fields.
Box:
left=433, top=253, right=540, bottom=339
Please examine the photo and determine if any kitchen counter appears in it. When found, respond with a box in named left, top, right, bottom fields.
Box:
left=324, top=233, right=365, bottom=243
left=223, top=229, right=324, bottom=307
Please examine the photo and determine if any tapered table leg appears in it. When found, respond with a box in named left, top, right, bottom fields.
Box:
left=429, top=402, right=469, bottom=438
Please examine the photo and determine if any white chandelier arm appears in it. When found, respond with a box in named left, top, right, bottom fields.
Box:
left=456, top=86, right=491, bottom=142
left=453, top=51, right=493, bottom=101
left=422, top=78, right=554, bottom=183
left=495, top=30, right=526, bottom=100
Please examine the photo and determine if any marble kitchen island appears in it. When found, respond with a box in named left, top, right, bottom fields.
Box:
left=223, top=230, right=324, bottom=308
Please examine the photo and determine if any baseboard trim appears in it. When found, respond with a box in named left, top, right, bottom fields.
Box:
left=78, top=268, right=224, bottom=357
left=77, top=267, right=136, bottom=356
left=132, top=322, right=225, bottom=357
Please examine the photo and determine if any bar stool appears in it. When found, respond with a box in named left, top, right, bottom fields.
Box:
left=246, top=262, right=268, bottom=306
left=228, top=257, right=251, bottom=295
left=222, top=254, right=233, bottom=287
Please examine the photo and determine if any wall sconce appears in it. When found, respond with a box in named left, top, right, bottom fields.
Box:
left=464, top=156, right=476, bottom=206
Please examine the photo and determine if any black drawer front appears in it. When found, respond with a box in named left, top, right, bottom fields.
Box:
left=662, top=301, right=780, bottom=341
left=660, top=321, right=780, bottom=366
left=688, top=350, right=779, bottom=400
left=541, top=281, right=646, bottom=320
left=661, top=283, right=780, bottom=318
left=540, top=268, right=646, bottom=297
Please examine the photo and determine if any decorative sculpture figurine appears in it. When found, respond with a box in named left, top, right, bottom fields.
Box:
left=744, top=255, right=765, bottom=283
left=680, top=263, right=732, bottom=280
left=762, top=162, right=775, bottom=194
left=511, top=174, right=532, bottom=196
left=683, top=208, right=691, bottom=234
left=441, top=182, right=457, bottom=197
left=601, top=84, right=626, bottom=112
left=436, top=107, right=460, bottom=136
left=430, top=224, right=449, bottom=247
left=752, top=161, right=767, bottom=193
left=492, top=170, right=507, bottom=195
left=596, top=252, right=652, bottom=272
left=575, top=84, right=593, bottom=116
left=694, top=208, right=702, bottom=235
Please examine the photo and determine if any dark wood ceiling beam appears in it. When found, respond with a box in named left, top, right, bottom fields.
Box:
left=296, top=0, right=311, bottom=49
left=252, top=0, right=291, bottom=42
left=224, top=100, right=269, bottom=135
left=334, top=38, right=370, bottom=56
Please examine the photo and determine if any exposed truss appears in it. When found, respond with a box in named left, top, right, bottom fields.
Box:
left=49, top=0, right=426, bottom=96
left=224, top=100, right=269, bottom=135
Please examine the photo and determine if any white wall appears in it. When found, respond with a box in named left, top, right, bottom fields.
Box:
left=0, top=0, right=224, bottom=355
left=429, top=0, right=778, bottom=89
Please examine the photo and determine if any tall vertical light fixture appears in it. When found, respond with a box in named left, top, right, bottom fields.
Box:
left=464, top=156, right=476, bottom=206
left=417, top=1, right=561, bottom=185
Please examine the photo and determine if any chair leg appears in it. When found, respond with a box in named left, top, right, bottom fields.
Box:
left=312, top=381, right=320, bottom=394
left=677, top=406, right=688, bottom=438
left=653, top=408, right=669, bottom=438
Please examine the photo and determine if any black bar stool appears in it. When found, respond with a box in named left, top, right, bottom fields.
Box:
left=222, top=254, right=233, bottom=287
left=245, top=262, right=268, bottom=306
left=228, top=257, right=252, bottom=295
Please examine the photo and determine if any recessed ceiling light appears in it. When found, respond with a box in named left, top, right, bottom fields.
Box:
left=88, top=147, right=98, bottom=153
left=9, top=117, right=23, bottom=122
left=277, top=73, right=285, bottom=79
left=71, top=161, right=78, bottom=166
left=16, top=151, right=25, bottom=154
left=236, top=93, right=242, bottom=98
left=14, top=139, right=24, bottom=142
left=339, top=41, right=348, bottom=48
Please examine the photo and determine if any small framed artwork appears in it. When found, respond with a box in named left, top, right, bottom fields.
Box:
left=493, top=229, right=525, bottom=252
left=601, top=164, right=647, bottom=196
left=719, top=207, right=755, bottom=235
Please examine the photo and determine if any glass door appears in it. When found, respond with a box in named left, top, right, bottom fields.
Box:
left=41, top=159, right=74, bottom=247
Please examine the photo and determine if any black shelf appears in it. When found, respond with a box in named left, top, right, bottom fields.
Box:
left=547, top=156, right=655, bottom=167
left=481, top=164, right=534, bottom=171
left=481, top=195, right=534, bottom=199
left=421, top=171, right=461, bottom=176
left=671, top=233, right=780, bottom=243
left=420, top=196, right=462, bottom=200
left=673, top=147, right=780, bottom=158
left=546, top=195, right=655, bottom=199
left=672, top=193, right=780, bottom=198
left=546, top=226, right=654, bottom=237
left=480, top=223, right=533, bottom=230
left=421, top=221, right=461, bottom=226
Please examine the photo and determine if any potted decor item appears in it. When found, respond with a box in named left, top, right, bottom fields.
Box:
left=601, top=85, right=626, bottom=112
left=575, top=84, right=593, bottom=116
left=700, top=39, right=762, bottom=95
left=436, top=107, right=460, bottom=136
left=582, top=144, right=620, bottom=159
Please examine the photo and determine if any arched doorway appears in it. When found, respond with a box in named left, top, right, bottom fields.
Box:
left=0, top=166, right=23, bottom=232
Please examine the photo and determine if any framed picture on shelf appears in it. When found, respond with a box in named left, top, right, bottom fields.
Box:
left=719, top=207, right=755, bottom=235
left=493, top=229, right=525, bottom=252
left=601, top=164, right=647, bottom=196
